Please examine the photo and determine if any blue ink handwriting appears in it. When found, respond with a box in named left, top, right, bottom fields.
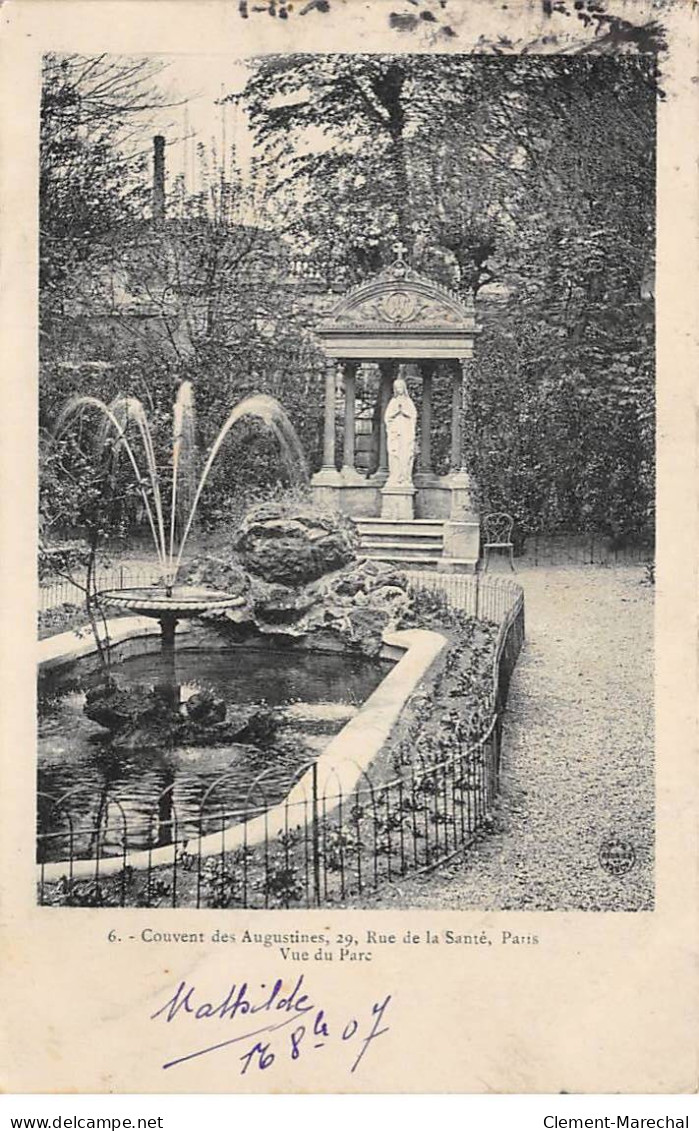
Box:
left=150, top=974, right=391, bottom=1075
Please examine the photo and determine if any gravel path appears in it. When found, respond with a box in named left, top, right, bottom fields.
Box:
left=42, top=555, right=654, bottom=911
left=366, top=565, right=654, bottom=911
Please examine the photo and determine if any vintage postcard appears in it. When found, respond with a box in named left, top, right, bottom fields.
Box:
left=0, top=0, right=696, bottom=1095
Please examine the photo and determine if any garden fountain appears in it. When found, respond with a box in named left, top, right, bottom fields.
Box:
left=40, top=381, right=464, bottom=882
left=55, top=382, right=308, bottom=692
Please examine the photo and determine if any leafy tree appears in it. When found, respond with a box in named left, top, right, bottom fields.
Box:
left=40, top=427, right=145, bottom=669
left=39, top=54, right=172, bottom=442
left=40, top=54, right=168, bottom=316
left=239, top=53, right=520, bottom=279
left=465, top=56, right=656, bottom=539
left=40, top=47, right=657, bottom=547
left=240, top=51, right=656, bottom=540
left=40, top=146, right=327, bottom=543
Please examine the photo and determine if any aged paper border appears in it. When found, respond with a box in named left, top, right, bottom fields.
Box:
left=0, top=0, right=697, bottom=1094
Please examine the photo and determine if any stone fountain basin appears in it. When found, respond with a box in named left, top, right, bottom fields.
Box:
left=36, top=616, right=447, bottom=881
left=98, top=585, right=246, bottom=618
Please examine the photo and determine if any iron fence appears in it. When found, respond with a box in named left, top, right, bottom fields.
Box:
left=406, top=571, right=522, bottom=624
left=518, top=532, right=653, bottom=568
left=38, top=564, right=163, bottom=613
left=37, top=573, right=525, bottom=908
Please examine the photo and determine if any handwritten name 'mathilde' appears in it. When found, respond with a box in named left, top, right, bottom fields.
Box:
left=152, top=973, right=313, bottom=1025
left=150, top=974, right=392, bottom=1074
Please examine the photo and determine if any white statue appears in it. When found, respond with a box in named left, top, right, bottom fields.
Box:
left=385, top=377, right=417, bottom=487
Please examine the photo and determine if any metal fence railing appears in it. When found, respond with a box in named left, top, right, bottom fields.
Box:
left=406, top=571, right=522, bottom=625
left=518, top=532, right=653, bottom=568
left=37, top=572, right=525, bottom=909
left=38, top=565, right=163, bottom=613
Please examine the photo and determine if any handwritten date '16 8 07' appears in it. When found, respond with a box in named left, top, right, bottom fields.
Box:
left=150, top=974, right=391, bottom=1076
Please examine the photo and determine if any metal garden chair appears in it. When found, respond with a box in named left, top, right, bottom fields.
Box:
left=482, top=512, right=516, bottom=572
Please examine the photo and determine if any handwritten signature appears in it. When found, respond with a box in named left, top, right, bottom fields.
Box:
left=151, top=975, right=391, bottom=1075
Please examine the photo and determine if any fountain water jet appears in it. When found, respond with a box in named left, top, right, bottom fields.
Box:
left=54, top=384, right=308, bottom=654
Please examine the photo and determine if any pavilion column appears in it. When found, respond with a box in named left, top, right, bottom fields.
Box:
left=419, top=362, right=434, bottom=474
left=450, top=361, right=463, bottom=472
left=321, top=358, right=338, bottom=470
left=342, top=362, right=358, bottom=473
left=459, top=356, right=476, bottom=472
left=446, top=355, right=477, bottom=519
left=376, top=362, right=395, bottom=480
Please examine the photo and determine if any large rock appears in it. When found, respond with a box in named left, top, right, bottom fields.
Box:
left=84, top=683, right=172, bottom=732
left=84, top=680, right=281, bottom=750
left=178, top=555, right=249, bottom=596
left=172, top=510, right=415, bottom=657
left=234, top=503, right=358, bottom=586
left=316, top=558, right=410, bottom=603
left=249, top=577, right=318, bottom=625
left=309, top=561, right=412, bottom=655
left=339, top=605, right=391, bottom=657
left=184, top=688, right=227, bottom=725
left=197, top=553, right=413, bottom=656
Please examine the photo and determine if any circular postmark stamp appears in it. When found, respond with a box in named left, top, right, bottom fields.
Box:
left=598, top=838, right=636, bottom=876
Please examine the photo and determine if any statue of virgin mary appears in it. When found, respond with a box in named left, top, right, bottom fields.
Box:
left=385, top=377, right=417, bottom=488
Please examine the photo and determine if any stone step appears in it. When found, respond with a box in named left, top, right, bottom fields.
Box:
left=359, top=535, right=444, bottom=547
left=355, top=521, right=445, bottom=539
left=358, top=525, right=444, bottom=535
left=354, top=517, right=445, bottom=525
left=362, top=552, right=443, bottom=567
left=361, top=538, right=444, bottom=552
left=362, top=545, right=443, bottom=559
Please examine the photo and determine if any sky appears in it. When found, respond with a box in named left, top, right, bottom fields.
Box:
left=147, top=54, right=257, bottom=199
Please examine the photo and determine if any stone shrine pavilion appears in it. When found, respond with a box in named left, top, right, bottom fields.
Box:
left=311, top=250, right=481, bottom=572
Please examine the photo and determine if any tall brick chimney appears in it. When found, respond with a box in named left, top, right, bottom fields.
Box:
left=153, top=135, right=166, bottom=222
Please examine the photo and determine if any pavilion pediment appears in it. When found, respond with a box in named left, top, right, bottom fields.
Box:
left=317, top=261, right=476, bottom=335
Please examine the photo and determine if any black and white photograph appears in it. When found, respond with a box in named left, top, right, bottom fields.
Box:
left=1, top=0, right=697, bottom=1102
left=35, top=40, right=657, bottom=914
